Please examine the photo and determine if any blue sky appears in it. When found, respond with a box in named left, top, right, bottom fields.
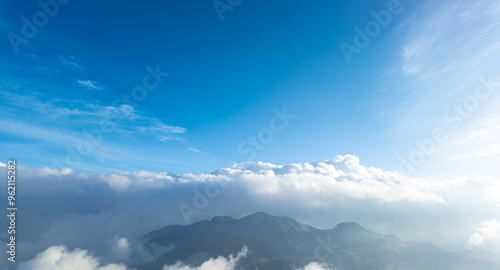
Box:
left=1, top=0, right=499, bottom=180
left=2, top=1, right=500, bottom=267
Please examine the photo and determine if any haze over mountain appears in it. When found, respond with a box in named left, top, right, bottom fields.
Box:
left=5, top=156, right=500, bottom=269
left=140, top=212, right=500, bottom=270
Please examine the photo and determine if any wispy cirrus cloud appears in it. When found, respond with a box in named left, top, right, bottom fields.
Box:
left=0, top=90, right=190, bottom=172
left=0, top=91, right=186, bottom=139
left=138, top=121, right=187, bottom=134
left=160, top=136, right=187, bottom=142
left=186, top=147, right=205, bottom=154
left=394, top=0, right=500, bottom=128
left=55, top=55, right=107, bottom=92
left=388, top=0, right=500, bottom=179
left=74, top=79, right=106, bottom=91
left=57, top=55, right=85, bottom=72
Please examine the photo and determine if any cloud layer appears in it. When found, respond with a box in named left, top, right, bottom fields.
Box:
left=0, top=155, right=499, bottom=268
left=37, top=154, right=445, bottom=204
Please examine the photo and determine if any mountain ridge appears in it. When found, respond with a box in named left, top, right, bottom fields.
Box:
left=139, top=212, right=500, bottom=270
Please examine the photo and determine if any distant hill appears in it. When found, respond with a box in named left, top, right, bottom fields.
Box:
left=138, top=212, right=500, bottom=270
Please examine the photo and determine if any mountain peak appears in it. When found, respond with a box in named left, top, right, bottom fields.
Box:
left=244, top=211, right=271, bottom=219
left=210, top=215, right=234, bottom=222
left=334, top=221, right=365, bottom=231
left=209, top=212, right=273, bottom=223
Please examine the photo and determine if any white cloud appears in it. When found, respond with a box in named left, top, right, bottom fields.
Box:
left=186, top=147, right=205, bottom=154
left=467, top=220, right=500, bottom=249
left=298, top=262, right=336, bottom=270
left=100, top=174, right=132, bottom=191
left=58, top=55, right=85, bottom=72
left=18, top=245, right=128, bottom=270
left=117, top=238, right=129, bottom=249
left=216, top=155, right=444, bottom=204
left=138, top=121, right=187, bottom=135
left=58, top=104, right=137, bottom=120
left=75, top=79, right=106, bottom=91
left=107, top=237, right=133, bottom=263
left=36, top=155, right=444, bottom=205
left=160, top=136, right=187, bottom=142
left=0, top=162, right=6, bottom=167
left=162, top=246, right=247, bottom=270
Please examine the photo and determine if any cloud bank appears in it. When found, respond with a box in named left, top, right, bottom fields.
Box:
left=38, top=154, right=445, bottom=204
left=1, top=155, right=499, bottom=268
